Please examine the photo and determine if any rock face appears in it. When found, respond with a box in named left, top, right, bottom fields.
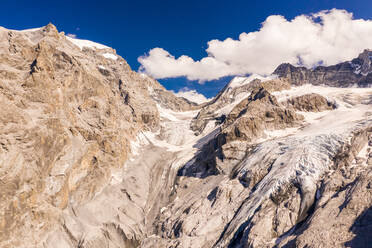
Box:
left=221, top=87, right=303, bottom=142
left=0, top=24, right=196, bottom=248
left=1, top=24, right=372, bottom=248
left=190, top=77, right=291, bottom=135
left=285, top=93, right=336, bottom=112
left=274, top=49, right=372, bottom=87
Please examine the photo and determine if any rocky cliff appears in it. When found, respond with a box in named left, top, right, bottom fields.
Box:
left=0, top=24, right=371, bottom=248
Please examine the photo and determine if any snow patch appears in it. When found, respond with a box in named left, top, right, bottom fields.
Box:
left=228, top=74, right=278, bottom=88
left=109, top=167, right=123, bottom=184
left=354, top=141, right=370, bottom=167
left=140, top=73, right=149, bottom=79
left=216, top=92, right=251, bottom=116
left=257, top=127, right=300, bottom=142
left=130, top=132, right=151, bottom=158
left=102, top=53, right=118, bottom=60
left=18, top=27, right=41, bottom=32
left=272, top=84, right=372, bottom=104
left=67, top=36, right=109, bottom=50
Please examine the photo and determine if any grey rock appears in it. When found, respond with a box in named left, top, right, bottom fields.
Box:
left=274, top=49, right=372, bottom=87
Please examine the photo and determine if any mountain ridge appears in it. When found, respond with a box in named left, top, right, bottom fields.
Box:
left=273, top=49, right=372, bottom=88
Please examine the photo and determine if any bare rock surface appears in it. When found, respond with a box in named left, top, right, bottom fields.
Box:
left=190, top=77, right=290, bottom=135
left=284, top=93, right=336, bottom=112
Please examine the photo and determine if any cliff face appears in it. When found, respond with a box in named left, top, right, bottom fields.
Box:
left=0, top=24, right=371, bottom=248
left=274, top=49, right=372, bottom=87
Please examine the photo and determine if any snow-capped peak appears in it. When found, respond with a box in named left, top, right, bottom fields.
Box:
left=66, top=36, right=109, bottom=50
left=228, top=74, right=278, bottom=88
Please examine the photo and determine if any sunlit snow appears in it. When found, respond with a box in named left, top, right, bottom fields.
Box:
left=67, top=36, right=109, bottom=50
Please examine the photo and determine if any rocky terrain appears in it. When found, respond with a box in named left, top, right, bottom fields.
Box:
left=0, top=24, right=371, bottom=248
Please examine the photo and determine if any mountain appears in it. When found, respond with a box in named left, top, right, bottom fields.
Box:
left=0, top=24, right=371, bottom=248
left=274, top=49, right=372, bottom=87
left=0, top=24, right=195, bottom=247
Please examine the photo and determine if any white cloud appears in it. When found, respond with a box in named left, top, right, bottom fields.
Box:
left=173, top=87, right=211, bottom=104
left=138, top=9, right=372, bottom=82
left=67, top=33, right=77, bottom=38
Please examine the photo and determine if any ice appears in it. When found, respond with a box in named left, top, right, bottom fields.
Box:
left=128, top=103, right=216, bottom=169
left=272, top=84, right=372, bottom=103
left=256, top=127, right=300, bottom=143
left=157, top=104, right=181, bottom=122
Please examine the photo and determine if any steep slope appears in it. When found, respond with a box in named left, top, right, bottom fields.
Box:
left=0, top=24, right=196, bottom=247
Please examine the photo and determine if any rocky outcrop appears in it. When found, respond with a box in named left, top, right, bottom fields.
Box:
left=221, top=87, right=303, bottom=143
left=284, top=93, right=336, bottom=112
left=191, top=78, right=291, bottom=135
left=274, top=49, right=372, bottom=87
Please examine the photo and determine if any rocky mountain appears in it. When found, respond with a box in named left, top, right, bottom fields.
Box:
left=0, top=24, right=371, bottom=248
left=274, top=49, right=372, bottom=88
left=0, top=24, right=195, bottom=247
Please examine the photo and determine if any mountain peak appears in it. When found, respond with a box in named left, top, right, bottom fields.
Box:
left=43, top=23, right=58, bottom=34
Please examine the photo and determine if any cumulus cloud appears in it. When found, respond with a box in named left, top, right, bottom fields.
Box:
left=173, top=87, right=211, bottom=104
left=67, top=33, right=77, bottom=38
left=138, top=9, right=372, bottom=82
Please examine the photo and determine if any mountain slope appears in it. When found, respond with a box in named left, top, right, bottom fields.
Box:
left=147, top=81, right=371, bottom=248
left=0, top=24, right=196, bottom=247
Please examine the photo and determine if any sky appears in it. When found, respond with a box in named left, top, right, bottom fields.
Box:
left=1, top=0, right=372, bottom=98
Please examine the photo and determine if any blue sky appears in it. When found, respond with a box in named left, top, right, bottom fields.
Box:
left=2, top=0, right=372, bottom=97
